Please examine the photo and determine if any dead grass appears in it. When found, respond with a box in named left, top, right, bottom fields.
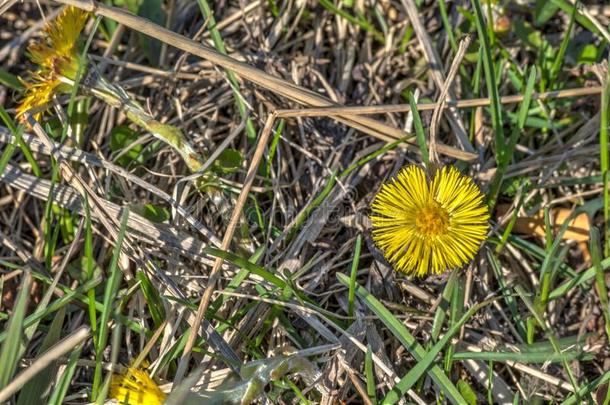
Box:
left=0, top=0, right=609, bottom=404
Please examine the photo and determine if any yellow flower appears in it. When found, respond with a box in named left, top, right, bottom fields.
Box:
left=16, top=6, right=88, bottom=121
left=28, top=6, right=88, bottom=75
left=110, top=367, right=166, bottom=405
left=16, top=73, right=63, bottom=121
left=371, top=165, right=489, bottom=276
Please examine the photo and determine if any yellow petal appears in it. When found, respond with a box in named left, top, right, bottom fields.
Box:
left=371, top=165, right=489, bottom=276
left=110, top=367, right=166, bottom=405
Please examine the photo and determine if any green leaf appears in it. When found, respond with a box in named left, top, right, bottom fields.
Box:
left=592, top=228, right=610, bottom=341
left=0, top=68, right=23, bottom=90
left=513, top=19, right=547, bottom=51
left=213, top=148, right=243, bottom=174
left=109, top=125, right=145, bottom=167
left=0, top=271, right=32, bottom=389
left=365, top=346, right=377, bottom=404
left=534, top=0, right=559, bottom=25
left=407, top=91, right=429, bottom=167
left=457, top=380, right=477, bottom=405
left=131, top=203, right=170, bottom=223
left=347, top=234, right=362, bottom=319
left=124, top=0, right=165, bottom=66
left=577, top=44, right=600, bottom=65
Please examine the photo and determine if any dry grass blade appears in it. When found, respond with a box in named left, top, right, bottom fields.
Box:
left=0, top=326, right=90, bottom=403
left=175, top=112, right=277, bottom=383
left=2, top=1, right=608, bottom=403
left=400, top=0, right=473, bottom=152
left=0, top=127, right=222, bottom=247
left=51, top=0, right=473, bottom=160
left=275, top=86, right=603, bottom=117
left=429, top=34, right=472, bottom=163
left=18, top=114, right=241, bottom=373
left=0, top=163, right=213, bottom=263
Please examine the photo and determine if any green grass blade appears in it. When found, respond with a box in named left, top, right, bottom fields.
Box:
left=470, top=0, right=504, bottom=164
left=318, top=0, right=385, bottom=43
left=0, top=68, right=23, bottom=90
left=561, top=370, right=610, bottom=405
left=16, top=307, right=66, bottom=404
left=336, top=273, right=466, bottom=404
left=602, top=68, right=610, bottom=256
left=437, top=0, right=458, bottom=54
left=514, top=285, right=580, bottom=394
left=0, top=276, right=100, bottom=345
left=196, top=0, right=257, bottom=142
left=488, top=66, right=536, bottom=206
left=549, top=6, right=576, bottom=86
left=0, top=271, right=32, bottom=389
left=47, top=340, right=84, bottom=405
left=407, top=91, right=429, bottom=167
left=62, top=15, right=101, bottom=142
left=430, top=268, right=458, bottom=341
left=451, top=349, right=594, bottom=363
left=486, top=250, right=526, bottom=339
left=365, top=345, right=378, bottom=405
left=84, top=196, right=98, bottom=350
left=204, top=246, right=286, bottom=289
left=549, top=0, right=601, bottom=37
left=136, top=270, right=166, bottom=328
left=549, top=259, right=606, bottom=300
left=0, top=107, right=41, bottom=177
left=444, top=272, right=464, bottom=373
left=347, top=234, right=362, bottom=319
left=592, top=228, right=610, bottom=341
left=382, top=298, right=494, bottom=404
left=91, top=209, right=130, bottom=400
left=495, top=183, right=527, bottom=254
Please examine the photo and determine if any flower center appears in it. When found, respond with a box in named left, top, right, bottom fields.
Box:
left=415, top=202, right=450, bottom=236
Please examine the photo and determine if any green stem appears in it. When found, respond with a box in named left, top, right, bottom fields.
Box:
left=73, top=64, right=205, bottom=172
left=196, top=0, right=258, bottom=142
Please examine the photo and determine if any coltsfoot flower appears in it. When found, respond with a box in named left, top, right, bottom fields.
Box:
left=371, top=165, right=489, bottom=276
left=110, top=367, right=166, bottom=405
left=15, top=6, right=204, bottom=172
left=17, top=6, right=88, bottom=120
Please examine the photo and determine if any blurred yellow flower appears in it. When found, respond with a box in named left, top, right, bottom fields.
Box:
left=371, top=165, right=489, bottom=276
left=16, top=6, right=88, bottom=121
left=110, top=367, right=166, bottom=405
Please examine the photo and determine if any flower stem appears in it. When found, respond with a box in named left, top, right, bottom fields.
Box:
left=65, top=61, right=204, bottom=172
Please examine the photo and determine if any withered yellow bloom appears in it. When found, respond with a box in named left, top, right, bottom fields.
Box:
left=17, top=6, right=88, bottom=120
left=110, top=367, right=166, bottom=405
left=371, top=165, right=489, bottom=276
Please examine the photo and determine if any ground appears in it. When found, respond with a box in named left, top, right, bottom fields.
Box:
left=0, top=0, right=609, bottom=404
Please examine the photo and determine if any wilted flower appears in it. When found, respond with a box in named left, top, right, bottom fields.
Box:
left=371, top=165, right=489, bottom=276
left=15, top=6, right=204, bottom=172
left=17, top=6, right=88, bottom=120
